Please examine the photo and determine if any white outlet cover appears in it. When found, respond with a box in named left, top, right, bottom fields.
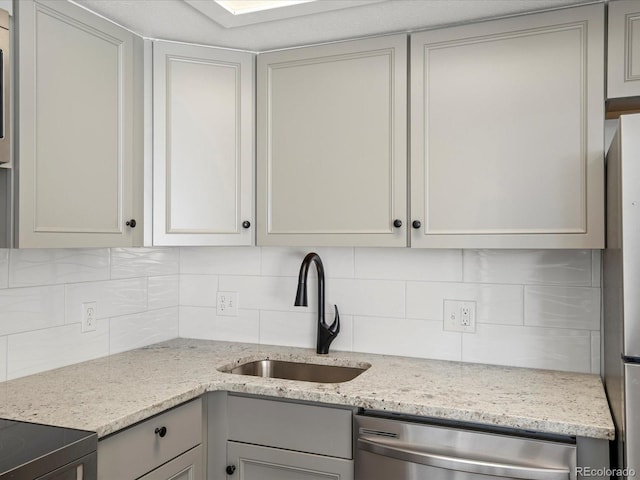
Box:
left=443, top=299, right=476, bottom=333
left=217, top=291, right=239, bottom=316
left=81, top=301, right=98, bottom=333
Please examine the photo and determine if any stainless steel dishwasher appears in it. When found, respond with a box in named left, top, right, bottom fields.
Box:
left=355, top=413, right=577, bottom=480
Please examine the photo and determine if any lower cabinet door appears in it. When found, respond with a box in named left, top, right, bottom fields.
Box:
left=139, top=445, right=203, bottom=480
left=226, top=441, right=353, bottom=480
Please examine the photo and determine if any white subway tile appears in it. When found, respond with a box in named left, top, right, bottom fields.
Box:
left=327, top=278, right=405, bottom=318
left=9, top=249, right=109, bottom=287
left=65, top=278, right=147, bottom=324
left=525, top=286, right=600, bottom=330
left=218, top=275, right=314, bottom=313
left=355, top=248, right=462, bottom=282
left=148, top=275, right=180, bottom=310
left=180, top=247, right=260, bottom=275
left=110, top=307, right=179, bottom=354
left=591, top=331, right=601, bottom=375
left=7, top=321, right=109, bottom=380
left=259, top=310, right=352, bottom=352
left=0, top=336, right=6, bottom=381
left=463, top=250, right=592, bottom=286
left=0, top=286, right=65, bottom=335
left=111, top=248, right=179, bottom=279
left=461, top=324, right=591, bottom=373
left=179, top=306, right=259, bottom=343
left=0, top=249, right=9, bottom=288
left=406, top=282, right=523, bottom=325
left=180, top=274, right=219, bottom=307
left=261, top=247, right=354, bottom=278
left=353, top=316, right=462, bottom=361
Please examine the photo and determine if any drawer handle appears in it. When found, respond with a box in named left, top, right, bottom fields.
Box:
left=226, top=465, right=236, bottom=475
left=154, top=426, right=167, bottom=438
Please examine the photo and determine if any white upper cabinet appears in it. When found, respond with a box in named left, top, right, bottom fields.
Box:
left=608, top=0, right=640, bottom=100
left=410, top=4, right=605, bottom=248
left=16, top=0, right=143, bottom=248
left=257, top=35, right=407, bottom=247
left=152, top=41, right=254, bottom=246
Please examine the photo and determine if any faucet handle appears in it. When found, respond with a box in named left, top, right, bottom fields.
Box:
left=328, top=304, right=340, bottom=335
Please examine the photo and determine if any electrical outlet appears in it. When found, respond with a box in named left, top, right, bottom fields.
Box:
left=443, top=300, right=476, bottom=333
left=81, top=302, right=97, bottom=333
left=217, top=292, right=238, bottom=316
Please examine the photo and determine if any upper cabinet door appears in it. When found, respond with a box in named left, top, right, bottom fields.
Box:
left=608, top=0, right=640, bottom=99
left=152, top=41, right=254, bottom=246
left=257, top=35, right=407, bottom=247
left=410, top=4, right=604, bottom=248
left=17, top=0, right=143, bottom=248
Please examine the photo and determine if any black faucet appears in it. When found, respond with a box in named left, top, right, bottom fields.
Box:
left=294, top=252, right=340, bottom=354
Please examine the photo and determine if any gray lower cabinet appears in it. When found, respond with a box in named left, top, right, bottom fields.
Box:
left=97, top=398, right=203, bottom=480
left=227, top=441, right=353, bottom=480
left=210, top=394, right=355, bottom=480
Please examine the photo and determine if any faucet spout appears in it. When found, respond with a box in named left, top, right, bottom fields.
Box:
left=294, top=252, right=340, bottom=354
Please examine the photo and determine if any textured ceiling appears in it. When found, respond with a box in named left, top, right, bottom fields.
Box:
left=74, top=0, right=598, bottom=52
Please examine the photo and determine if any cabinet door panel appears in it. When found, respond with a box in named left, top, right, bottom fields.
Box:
left=410, top=4, right=604, bottom=248
left=227, top=441, right=353, bottom=480
left=608, top=0, right=640, bottom=99
left=17, top=0, right=142, bottom=248
left=153, top=41, right=254, bottom=246
left=258, top=35, right=406, bottom=247
left=138, top=445, right=203, bottom=480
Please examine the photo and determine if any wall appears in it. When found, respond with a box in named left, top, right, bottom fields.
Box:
left=0, top=246, right=601, bottom=381
left=0, top=247, right=179, bottom=381
left=179, top=247, right=601, bottom=375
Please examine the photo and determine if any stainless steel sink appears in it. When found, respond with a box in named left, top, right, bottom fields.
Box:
left=221, top=359, right=370, bottom=383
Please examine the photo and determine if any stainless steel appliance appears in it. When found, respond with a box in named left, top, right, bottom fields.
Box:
left=355, top=414, right=577, bottom=480
left=603, top=112, right=640, bottom=478
left=0, top=418, right=97, bottom=479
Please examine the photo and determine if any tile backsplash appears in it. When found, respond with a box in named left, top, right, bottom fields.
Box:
left=0, top=246, right=601, bottom=381
left=179, top=247, right=601, bottom=374
left=0, top=248, right=179, bottom=381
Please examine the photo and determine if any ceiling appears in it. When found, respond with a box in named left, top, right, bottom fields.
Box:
left=74, top=0, right=598, bottom=52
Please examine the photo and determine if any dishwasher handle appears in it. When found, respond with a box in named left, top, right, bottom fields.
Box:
left=357, top=437, right=571, bottom=480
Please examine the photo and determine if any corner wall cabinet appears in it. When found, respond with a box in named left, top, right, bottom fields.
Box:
left=152, top=41, right=254, bottom=246
left=257, top=34, right=407, bottom=247
left=16, top=0, right=143, bottom=248
left=608, top=0, right=640, bottom=100
left=410, top=4, right=605, bottom=248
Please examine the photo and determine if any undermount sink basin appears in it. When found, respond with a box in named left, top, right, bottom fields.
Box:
left=221, top=359, right=370, bottom=383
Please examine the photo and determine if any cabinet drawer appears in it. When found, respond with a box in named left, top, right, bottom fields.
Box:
left=98, top=398, right=202, bottom=480
left=228, top=395, right=352, bottom=459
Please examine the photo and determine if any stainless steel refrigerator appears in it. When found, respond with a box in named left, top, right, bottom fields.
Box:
left=604, top=113, right=640, bottom=478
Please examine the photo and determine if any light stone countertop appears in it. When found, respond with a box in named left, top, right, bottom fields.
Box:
left=0, top=338, right=614, bottom=440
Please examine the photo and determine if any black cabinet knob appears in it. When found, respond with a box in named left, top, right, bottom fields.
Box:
left=412, top=220, right=422, bottom=229
left=226, top=465, right=236, bottom=475
left=126, top=219, right=137, bottom=228
left=242, top=220, right=251, bottom=229
left=393, top=219, right=402, bottom=228
left=154, top=426, right=167, bottom=438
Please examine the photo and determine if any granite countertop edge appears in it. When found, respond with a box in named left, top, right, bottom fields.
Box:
left=0, top=338, right=615, bottom=441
